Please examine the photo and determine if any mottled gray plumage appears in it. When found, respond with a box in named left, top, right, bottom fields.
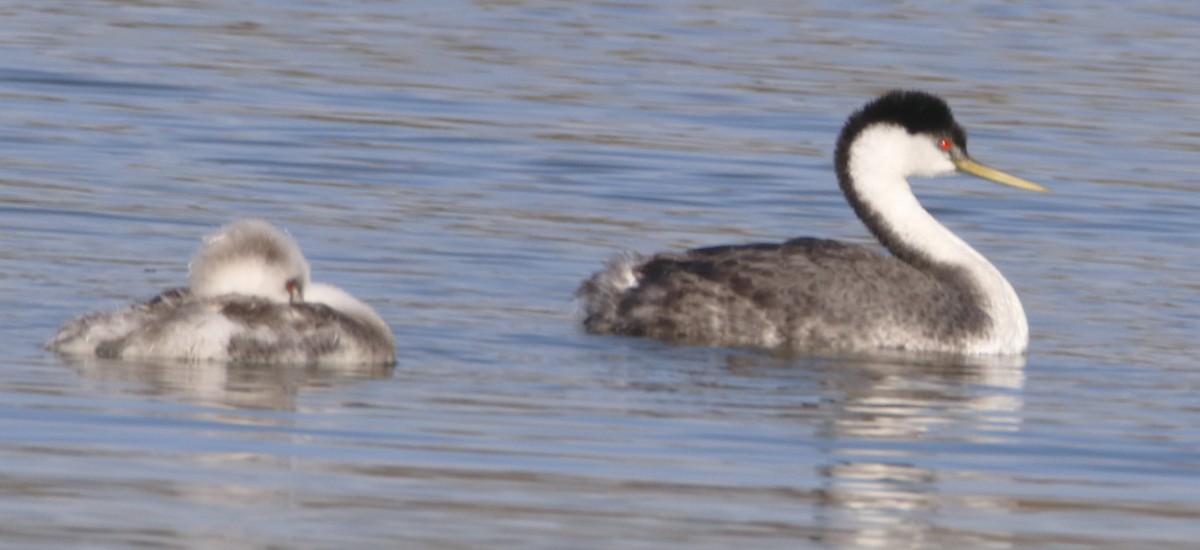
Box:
left=579, top=238, right=987, bottom=352
left=47, top=220, right=397, bottom=366
left=49, top=288, right=396, bottom=366
left=578, top=90, right=1043, bottom=355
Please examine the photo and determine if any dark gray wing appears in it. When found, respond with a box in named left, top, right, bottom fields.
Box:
left=221, top=299, right=396, bottom=365
left=49, top=290, right=395, bottom=366
left=581, top=238, right=987, bottom=350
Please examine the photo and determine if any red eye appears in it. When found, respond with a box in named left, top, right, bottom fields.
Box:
left=937, top=138, right=953, bottom=151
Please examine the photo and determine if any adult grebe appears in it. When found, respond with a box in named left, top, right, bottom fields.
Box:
left=577, top=90, right=1048, bottom=355
left=48, top=220, right=396, bottom=365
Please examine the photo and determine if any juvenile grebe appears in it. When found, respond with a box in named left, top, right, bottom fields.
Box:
left=48, top=220, right=396, bottom=365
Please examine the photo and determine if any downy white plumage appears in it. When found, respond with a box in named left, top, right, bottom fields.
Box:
left=48, top=220, right=395, bottom=365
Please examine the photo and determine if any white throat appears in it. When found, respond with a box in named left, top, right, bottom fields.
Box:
left=846, top=125, right=1028, bottom=354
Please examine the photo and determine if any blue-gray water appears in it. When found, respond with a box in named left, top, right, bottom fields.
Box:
left=3, top=1, right=1199, bottom=548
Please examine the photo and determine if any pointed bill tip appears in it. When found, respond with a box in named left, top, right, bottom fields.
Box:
left=954, top=158, right=1050, bottom=193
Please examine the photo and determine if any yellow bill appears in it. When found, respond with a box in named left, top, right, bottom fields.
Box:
left=954, top=158, right=1049, bottom=193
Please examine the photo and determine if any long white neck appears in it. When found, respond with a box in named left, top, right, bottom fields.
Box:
left=843, top=125, right=1028, bottom=354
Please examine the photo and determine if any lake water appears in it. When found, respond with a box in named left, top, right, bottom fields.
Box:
left=2, top=1, right=1199, bottom=548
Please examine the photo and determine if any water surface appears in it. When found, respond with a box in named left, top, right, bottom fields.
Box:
left=2, top=1, right=1199, bottom=548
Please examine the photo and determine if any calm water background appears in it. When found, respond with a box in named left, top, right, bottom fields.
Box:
left=2, top=1, right=1198, bottom=548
